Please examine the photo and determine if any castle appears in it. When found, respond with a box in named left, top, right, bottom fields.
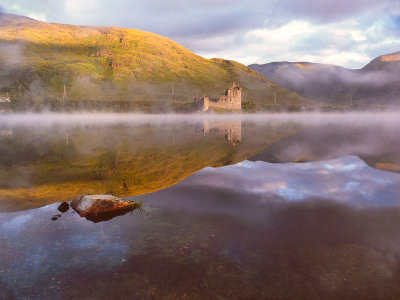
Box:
left=194, top=83, right=242, bottom=112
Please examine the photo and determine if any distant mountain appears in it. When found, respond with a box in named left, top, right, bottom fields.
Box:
left=249, top=52, right=400, bottom=108
left=362, top=52, right=400, bottom=73
left=0, top=13, right=313, bottom=111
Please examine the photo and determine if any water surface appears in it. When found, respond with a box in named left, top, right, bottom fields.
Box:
left=1, top=113, right=400, bottom=299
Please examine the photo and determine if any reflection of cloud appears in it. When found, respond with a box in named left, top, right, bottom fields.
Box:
left=324, top=162, right=360, bottom=171
left=190, top=156, right=400, bottom=206
left=0, top=204, right=56, bottom=234
left=0, top=203, right=131, bottom=289
left=345, top=181, right=360, bottom=192
left=1, top=214, right=32, bottom=232
left=278, top=187, right=304, bottom=201
left=259, top=181, right=287, bottom=191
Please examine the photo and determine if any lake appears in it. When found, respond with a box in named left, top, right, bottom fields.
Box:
left=1, top=113, right=400, bottom=299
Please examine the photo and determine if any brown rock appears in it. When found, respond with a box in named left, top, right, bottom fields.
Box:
left=58, top=202, right=70, bottom=213
left=71, top=195, right=137, bottom=218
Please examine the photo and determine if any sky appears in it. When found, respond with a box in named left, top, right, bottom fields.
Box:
left=1, top=0, right=400, bottom=68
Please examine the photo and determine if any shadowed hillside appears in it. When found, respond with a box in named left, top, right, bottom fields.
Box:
left=249, top=52, right=400, bottom=108
left=0, top=13, right=314, bottom=112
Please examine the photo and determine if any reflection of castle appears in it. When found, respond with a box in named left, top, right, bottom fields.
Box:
left=0, top=130, right=13, bottom=136
left=194, top=83, right=242, bottom=112
left=196, top=120, right=242, bottom=146
left=0, top=97, right=11, bottom=103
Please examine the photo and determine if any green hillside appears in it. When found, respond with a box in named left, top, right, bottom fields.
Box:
left=0, top=13, right=314, bottom=112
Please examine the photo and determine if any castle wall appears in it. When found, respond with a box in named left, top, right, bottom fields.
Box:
left=194, top=97, right=209, bottom=112
left=204, top=98, right=209, bottom=111
left=208, top=95, right=241, bottom=110
left=193, top=83, right=242, bottom=111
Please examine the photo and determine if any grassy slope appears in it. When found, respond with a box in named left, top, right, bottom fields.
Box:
left=0, top=13, right=315, bottom=111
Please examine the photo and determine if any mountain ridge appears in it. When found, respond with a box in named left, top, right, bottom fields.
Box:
left=249, top=51, right=400, bottom=107
left=0, top=12, right=315, bottom=112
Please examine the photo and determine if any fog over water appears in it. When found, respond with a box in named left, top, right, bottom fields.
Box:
left=2, top=112, right=400, bottom=126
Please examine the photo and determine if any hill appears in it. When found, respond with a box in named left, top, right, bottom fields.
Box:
left=249, top=52, right=400, bottom=108
left=362, top=52, right=400, bottom=72
left=0, top=13, right=313, bottom=112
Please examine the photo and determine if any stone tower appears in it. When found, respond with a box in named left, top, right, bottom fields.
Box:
left=225, top=83, right=242, bottom=105
left=193, top=83, right=242, bottom=112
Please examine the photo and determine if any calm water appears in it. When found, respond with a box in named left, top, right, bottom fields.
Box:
left=1, top=113, right=400, bottom=299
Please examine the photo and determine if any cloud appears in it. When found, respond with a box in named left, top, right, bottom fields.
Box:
left=1, top=0, right=399, bottom=68
left=193, top=156, right=400, bottom=206
left=267, top=0, right=398, bottom=24
left=191, top=15, right=400, bottom=68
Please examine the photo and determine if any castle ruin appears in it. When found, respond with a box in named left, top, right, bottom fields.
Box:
left=194, top=83, right=242, bottom=112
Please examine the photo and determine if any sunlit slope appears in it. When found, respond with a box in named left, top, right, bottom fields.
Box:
left=362, top=51, right=400, bottom=72
left=0, top=13, right=313, bottom=111
left=249, top=52, right=400, bottom=108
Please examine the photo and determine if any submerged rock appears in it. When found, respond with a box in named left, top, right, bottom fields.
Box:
left=71, top=195, right=138, bottom=222
left=51, top=214, right=62, bottom=221
left=58, top=202, right=70, bottom=213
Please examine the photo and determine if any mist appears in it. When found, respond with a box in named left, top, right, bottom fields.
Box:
left=250, top=56, right=400, bottom=106
left=2, top=112, right=400, bottom=127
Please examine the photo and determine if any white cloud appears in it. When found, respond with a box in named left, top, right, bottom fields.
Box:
left=1, top=0, right=399, bottom=68
left=26, top=12, right=47, bottom=22
left=64, top=0, right=96, bottom=17
left=194, top=17, right=399, bottom=68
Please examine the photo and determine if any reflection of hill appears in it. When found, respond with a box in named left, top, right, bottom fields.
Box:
left=0, top=120, right=300, bottom=211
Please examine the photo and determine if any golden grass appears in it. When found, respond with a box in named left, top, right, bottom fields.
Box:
left=295, top=63, right=313, bottom=70
left=375, top=163, right=400, bottom=172
left=381, top=53, right=400, bottom=62
left=0, top=13, right=315, bottom=110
